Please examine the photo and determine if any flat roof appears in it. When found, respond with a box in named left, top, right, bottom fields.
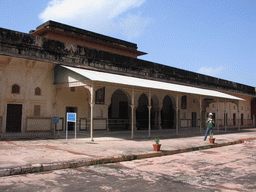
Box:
left=34, top=20, right=138, bottom=50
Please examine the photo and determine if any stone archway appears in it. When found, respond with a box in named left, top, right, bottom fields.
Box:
left=108, top=89, right=130, bottom=131
left=161, top=95, right=175, bottom=129
left=136, top=93, right=149, bottom=130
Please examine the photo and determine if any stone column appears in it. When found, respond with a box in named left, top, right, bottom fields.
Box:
left=90, top=84, right=94, bottom=141
left=237, top=101, right=240, bottom=131
left=176, top=94, right=179, bottom=135
left=199, top=96, right=202, bottom=132
left=131, top=88, right=135, bottom=139
left=148, top=106, right=152, bottom=137
left=130, top=105, right=135, bottom=139
left=224, top=100, right=227, bottom=132
left=217, top=100, right=219, bottom=132
left=148, top=90, right=152, bottom=137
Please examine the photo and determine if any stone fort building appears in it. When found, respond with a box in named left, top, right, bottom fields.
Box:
left=0, top=21, right=255, bottom=139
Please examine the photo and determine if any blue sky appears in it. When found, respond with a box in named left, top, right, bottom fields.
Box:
left=1, top=0, right=255, bottom=87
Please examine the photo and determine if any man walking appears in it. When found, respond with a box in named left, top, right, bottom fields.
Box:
left=204, top=113, right=214, bottom=141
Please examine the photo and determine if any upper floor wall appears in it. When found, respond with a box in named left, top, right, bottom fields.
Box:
left=30, top=20, right=146, bottom=58
left=0, top=24, right=255, bottom=96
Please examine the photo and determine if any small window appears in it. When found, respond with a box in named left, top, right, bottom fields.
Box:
left=35, top=87, right=41, bottom=95
left=12, top=84, right=20, bottom=94
left=34, top=105, right=41, bottom=116
left=71, top=87, right=75, bottom=92
left=181, top=96, right=187, bottom=109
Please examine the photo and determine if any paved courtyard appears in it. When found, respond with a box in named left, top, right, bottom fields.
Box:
left=0, top=139, right=255, bottom=191
left=0, top=128, right=255, bottom=178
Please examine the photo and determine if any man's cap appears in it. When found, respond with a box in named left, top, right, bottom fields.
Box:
left=209, top=113, right=213, bottom=116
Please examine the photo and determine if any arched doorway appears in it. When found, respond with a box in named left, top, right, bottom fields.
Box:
left=108, top=89, right=130, bottom=131
left=161, top=95, right=175, bottom=129
left=136, top=93, right=149, bottom=130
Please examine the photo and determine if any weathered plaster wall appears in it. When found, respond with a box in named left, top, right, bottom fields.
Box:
left=0, top=27, right=255, bottom=96
left=55, top=86, right=89, bottom=120
left=0, top=56, right=54, bottom=133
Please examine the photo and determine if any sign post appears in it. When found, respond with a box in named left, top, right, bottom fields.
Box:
left=66, top=113, right=77, bottom=143
left=53, top=116, right=60, bottom=137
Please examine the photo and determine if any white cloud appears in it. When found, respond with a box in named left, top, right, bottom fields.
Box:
left=197, top=66, right=223, bottom=76
left=39, top=0, right=149, bottom=39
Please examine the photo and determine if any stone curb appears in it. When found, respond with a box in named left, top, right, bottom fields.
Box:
left=0, top=140, right=245, bottom=177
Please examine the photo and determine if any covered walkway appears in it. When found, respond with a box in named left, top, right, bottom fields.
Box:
left=54, top=65, right=246, bottom=141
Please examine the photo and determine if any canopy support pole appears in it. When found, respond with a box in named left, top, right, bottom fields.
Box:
left=200, top=96, right=202, bottom=132
left=225, top=99, right=227, bottom=132
left=148, top=90, right=152, bottom=138
left=176, top=93, right=179, bottom=135
left=238, top=101, right=240, bottom=131
left=90, top=83, right=94, bottom=141
left=217, top=100, right=220, bottom=132
left=131, top=87, right=135, bottom=139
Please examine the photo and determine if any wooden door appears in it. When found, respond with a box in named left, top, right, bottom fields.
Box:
left=6, top=104, right=22, bottom=132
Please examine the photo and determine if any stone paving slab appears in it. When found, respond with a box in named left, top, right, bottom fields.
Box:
left=0, top=128, right=255, bottom=177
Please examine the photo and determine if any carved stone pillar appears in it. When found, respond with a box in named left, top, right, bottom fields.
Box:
left=148, top=90, right=152, bottom=137
left=217, top=100, right=219, bottom=132
left=90, top=84, right=94, bottom=141
left=130, top=105, right=135, bottom=139
left=176, top=94, right=179, bottom=135
left=199, top=96, right=202, bottom=132
left=237, top=102, right=240, bottom=131
left=131, top=87, right=135, bottom=139
left=224, top=100, right=227, bottom=132
left=148, top=106, right=152, bottom=137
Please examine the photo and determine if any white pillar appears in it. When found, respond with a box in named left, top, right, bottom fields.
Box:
left=90, top=84, right=94, bottom=141
left=131, top=87, right=135, bottom=139
left=148, top=90, right=152, bottom=137
left=199, top=96, right=202, bottom=132
left=130, top=105, right=135, bottom=139
left=176, top=94, right=179, bottom=135
left=224, top=100, right=227, bottom=132
left=217, top=100, right=219, bottom=132
left=148, top=106, right=152, bottom=137
left=237, top=101, right=240, bottom=131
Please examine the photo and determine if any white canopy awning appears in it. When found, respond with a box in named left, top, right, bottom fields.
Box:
left=61, top=65, right=243, bottom=100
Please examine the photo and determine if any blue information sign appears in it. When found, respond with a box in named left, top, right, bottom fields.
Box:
left=67, top=113, right=76, bottom=122
left=53, top=116, right=59, bottom=123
